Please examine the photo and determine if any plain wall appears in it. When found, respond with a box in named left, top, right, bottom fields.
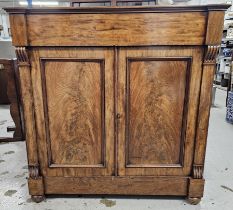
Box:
left=0, top=41, right=15, bottom=59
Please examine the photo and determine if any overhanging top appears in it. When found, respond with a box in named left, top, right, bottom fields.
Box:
left=4, top=4, right=231, bottom=14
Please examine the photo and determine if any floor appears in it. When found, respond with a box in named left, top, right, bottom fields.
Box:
left=0, top=89, right=233, bottom=210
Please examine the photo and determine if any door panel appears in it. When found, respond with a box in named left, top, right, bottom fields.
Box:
left=117, top=47, right=204, bottom=176
left=30, top=48, right=114, bottom=177
left=41, top=59, right=105, bottom=167
left=126, top=58, right=189, bottom=167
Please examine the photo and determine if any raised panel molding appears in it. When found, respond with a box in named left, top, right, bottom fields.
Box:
left=40, top=58, right=106, bottom=168
left=125, top=57, right=192, bottom=168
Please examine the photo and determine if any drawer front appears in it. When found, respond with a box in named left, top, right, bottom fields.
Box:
left=26, top=12, right=207, bottom=46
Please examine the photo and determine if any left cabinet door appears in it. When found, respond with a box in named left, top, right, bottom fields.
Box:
left=30, top=47, right=115, bottom=177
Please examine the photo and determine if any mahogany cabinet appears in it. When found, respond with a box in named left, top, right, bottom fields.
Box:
left=5, top=4, right=229, bottom=204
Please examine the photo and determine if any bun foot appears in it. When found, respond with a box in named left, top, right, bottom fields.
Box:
left=187, top=197, right=201, bottom=205
left=31, top=195, right=45, bottom=203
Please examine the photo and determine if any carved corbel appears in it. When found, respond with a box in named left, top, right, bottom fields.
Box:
left=29, top=164, right=40, bottom=179
left=204, top=45, right=220, bottom=64
left=192, top=164, right=204, bottom=179
left=15, top=47, right=30, bottom=66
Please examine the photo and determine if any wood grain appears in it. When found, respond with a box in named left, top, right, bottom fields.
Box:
left=126, top=58, right=190, bottom=166
left=9, top=14, right=28, bottom=46
left=30, top=47, right=115, bottom=177
left=194, top=63, right=216, bottom=165
left=41, top=59, right=105, bottom=167
left=205, top=11, right=225, bottom=45
left=188, top=178, right=205, bottom=198
left=117, top=46, right=204, bottom=176
left=45, top=176, right=188, bottom=195
left=26, top=12, right=206, bottom=46
left=28, top=177, right=44, bottom=196
left=16, top=51, right=38, bottom=166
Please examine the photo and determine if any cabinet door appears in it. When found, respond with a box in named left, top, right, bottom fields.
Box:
left=117, top=47, right=203, bottom=176
left=30, top=48, right=115, bottom=177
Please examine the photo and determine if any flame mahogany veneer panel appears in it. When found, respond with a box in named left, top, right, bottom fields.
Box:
left=126, top=58, right=190, bottom=166
left=117, top=46, right=203, bottom=177
left=30, top=48, right=115, bottom=177
left=41, top=59, right=105, bottom=167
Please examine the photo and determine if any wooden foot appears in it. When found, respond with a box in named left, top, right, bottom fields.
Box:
left=187, top=197, right=201, bottom=205
left=31, top=195, right=45, bottom=203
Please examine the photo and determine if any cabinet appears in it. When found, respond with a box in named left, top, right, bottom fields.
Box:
left=0, top=59, right=24, bottom=142
left=0, top=60, right=10, bottom=104
left=5, top=4, right=229, bottom=204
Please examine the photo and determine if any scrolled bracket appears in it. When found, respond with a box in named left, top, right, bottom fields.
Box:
left=15, top=47, right=30, bottom=66
left=29, top=164, right=40, bottom=179
left=192, top=164, right=204, bottom=179
left=204, top=45, right=220, bottom=64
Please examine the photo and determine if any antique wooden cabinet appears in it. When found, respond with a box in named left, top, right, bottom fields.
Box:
left=5, top=4, right=229, bottom=204
left=0, top=59, right=24, bottom=142
left=0, top=60, right=10, bottom=104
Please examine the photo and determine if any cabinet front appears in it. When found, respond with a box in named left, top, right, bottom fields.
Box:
left=30, top=46, right=204, bottom=178
left=117, top=47, right=204, bottom=176
left=30, top=48, right=115, bottom=177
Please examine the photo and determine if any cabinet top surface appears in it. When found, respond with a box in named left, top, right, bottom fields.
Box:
left=4, top=4, right=230, bottom=14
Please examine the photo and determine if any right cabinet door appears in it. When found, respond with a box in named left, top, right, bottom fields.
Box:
left=117, top=47, right=204, bottom=176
